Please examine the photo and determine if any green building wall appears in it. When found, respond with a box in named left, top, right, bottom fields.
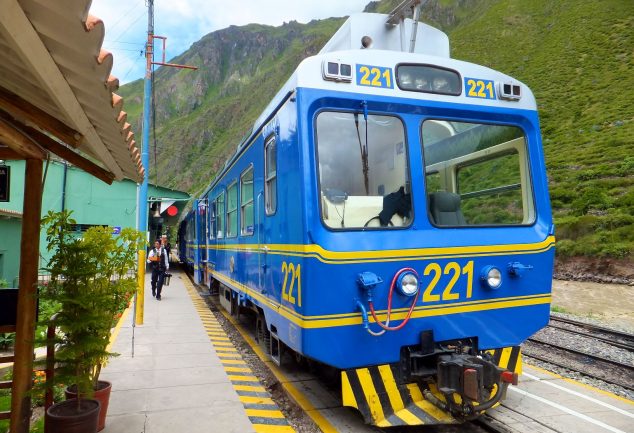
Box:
left=0, top=216, right=21, bottom=286
left=0, top=160, right=189, bottom=283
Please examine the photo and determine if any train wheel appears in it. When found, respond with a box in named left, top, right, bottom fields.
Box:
left=209, top=278, right=220, bottom=296
left=255, top=311, right=271, bottom=355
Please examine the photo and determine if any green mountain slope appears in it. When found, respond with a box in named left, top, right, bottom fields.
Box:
left=118, top=19, right=344, bottom=193
left=446, top=0, right=634, bottom=259
left=120, top=0, right=634, bottom=260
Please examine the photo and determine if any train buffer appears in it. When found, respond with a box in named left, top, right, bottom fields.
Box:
left=100, top=270, right=294, bottom=433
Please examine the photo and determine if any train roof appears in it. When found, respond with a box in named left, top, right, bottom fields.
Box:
left=201, top=12, right=538, bottom=199
left=319, top=13, right=450, bottom=57
left=253, top=13, right=536, bottom=130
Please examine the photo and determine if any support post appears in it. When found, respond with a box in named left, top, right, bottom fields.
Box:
left=136, top=250, right=146, bottom=325
left=10, top=158, right=43, bottom=433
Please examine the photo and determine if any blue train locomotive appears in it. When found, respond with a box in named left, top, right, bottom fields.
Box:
left=179, top=8, right=554, bottom=427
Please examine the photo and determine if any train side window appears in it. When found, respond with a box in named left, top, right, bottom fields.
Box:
left=421, top=120, right=535, bottom=226
left=240, top=165, right=254, bottom=236
left=216, top=191, right=225, bottom=238
left=227, top=181, right=238, bottom=238
left=208, top=201, right=216, bottom=241
left=265, top=136, right=277, bottom=215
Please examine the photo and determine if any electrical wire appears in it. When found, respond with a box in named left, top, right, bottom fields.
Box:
left=369, top=268, right=420, bottom=331
left=112, top=11, right=147, bottom=43
left=106, top=1, right=144, bottom=34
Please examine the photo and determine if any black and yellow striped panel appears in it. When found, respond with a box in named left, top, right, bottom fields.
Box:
left=487, top=346, right=522, bottom=374
left=185, top=280, right=295, bottom=433
left=341, top=346, right=520, bottom=428
left=342, top=364, right=456, bottom=427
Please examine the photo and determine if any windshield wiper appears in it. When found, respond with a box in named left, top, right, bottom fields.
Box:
left=354, top=104, right=369, bottom=195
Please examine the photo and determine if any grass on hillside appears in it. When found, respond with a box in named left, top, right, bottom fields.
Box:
left=449, top=0, right=634, bottom=258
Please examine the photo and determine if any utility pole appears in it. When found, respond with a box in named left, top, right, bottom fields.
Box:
left=135, top=0, right=196, bottom=327
left=137, top=0, right=154, bottom=239
left=138, top=0, right=197, bottom=238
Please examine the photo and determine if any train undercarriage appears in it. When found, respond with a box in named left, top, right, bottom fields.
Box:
left=212, top=280, right=521, bottom=427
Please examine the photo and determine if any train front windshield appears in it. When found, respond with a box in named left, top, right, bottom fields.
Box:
left=316, top=112, right=412, bottom=229
left=422, top=120, right=535, bottom=226
left=316, top=112, right=535, bottom=229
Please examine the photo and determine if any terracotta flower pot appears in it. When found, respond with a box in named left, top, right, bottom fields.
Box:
left=45, top=398, right=100, bottom=433
left=65, top=380, right=112, bottom=432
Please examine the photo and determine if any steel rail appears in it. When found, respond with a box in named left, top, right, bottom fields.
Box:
left=549, top=316, right=634, bottom=351
left=523, top=339, right=634, bottom=392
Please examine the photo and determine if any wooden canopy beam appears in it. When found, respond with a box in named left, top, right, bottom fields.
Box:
left=0, top=87, right=82, bottom=148
left=0, top=146, right=23, bottom=160
left=22, top=124, right=114, bottom=185
left=0, top=118, right=45, bottom=160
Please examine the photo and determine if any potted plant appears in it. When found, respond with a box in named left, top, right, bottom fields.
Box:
left=39, top=211, right=142, bottom=432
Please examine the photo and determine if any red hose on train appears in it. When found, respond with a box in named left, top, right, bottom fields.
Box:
left=369, top=267, right=419, bottom=331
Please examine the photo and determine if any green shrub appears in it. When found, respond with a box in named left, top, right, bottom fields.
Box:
left=571, top=189, right=610, bottom=216
left=38, top=210, right=143, bottom=403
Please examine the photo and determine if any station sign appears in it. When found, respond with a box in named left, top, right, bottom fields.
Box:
left=112, top=226, right=121, bottom=235
left=0, top=165, right=9, bottom=202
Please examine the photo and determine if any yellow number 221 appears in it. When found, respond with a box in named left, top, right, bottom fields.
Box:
left=281, top=261, right=302, bottom=306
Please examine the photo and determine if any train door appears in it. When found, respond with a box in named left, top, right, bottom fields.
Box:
left=205, top=198, right=216, bottom=287
left=258, top=133, right=278, bottom=301
left=193, top=199, right=207, bottom=284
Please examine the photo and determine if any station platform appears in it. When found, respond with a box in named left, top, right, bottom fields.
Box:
left=100, top=270, right=294, bottom=433
left=488, top=364, right=634, bottom=433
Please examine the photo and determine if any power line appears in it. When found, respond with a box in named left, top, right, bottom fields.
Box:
left=122, top=60, right=143, bottom=82
left=104, top=40, right=145, bottom=46
left=106, top=47, right=145, bottom=53
left=113, top=11, right=146, bottom=43
left=106, top=1, right=144, bottom=34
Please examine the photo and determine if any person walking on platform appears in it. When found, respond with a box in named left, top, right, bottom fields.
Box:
left=148, top=239, right=169, bottom=300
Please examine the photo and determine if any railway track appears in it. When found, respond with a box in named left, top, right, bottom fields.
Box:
left=523, top=316, right=634, bottom=392
left=548, top=316, right=634, bottom=351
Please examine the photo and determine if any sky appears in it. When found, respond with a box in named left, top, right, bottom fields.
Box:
left=90, top=0, right=371, bottom=84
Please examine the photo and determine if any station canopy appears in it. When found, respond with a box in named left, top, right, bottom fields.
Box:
left=0, top=0, right=144, bottom=182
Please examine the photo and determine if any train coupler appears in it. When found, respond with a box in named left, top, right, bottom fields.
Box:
left=341, top=345, right=522, bottom=426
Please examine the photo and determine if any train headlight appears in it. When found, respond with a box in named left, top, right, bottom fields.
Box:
left=396, top=271, right=419, bottom=297
left=480, top=266, right=502, bottom=289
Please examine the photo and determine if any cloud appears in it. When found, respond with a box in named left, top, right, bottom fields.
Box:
left=90, top=0, right=370, bottom=83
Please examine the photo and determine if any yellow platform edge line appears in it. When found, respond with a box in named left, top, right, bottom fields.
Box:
left=105, top=303, right=132, bottom=354
left=252, top=425, right=295, bottom=433
left=221, top=359, right=247, bottom=365
left=224, top=366, right=252, bottom=373
left=184, top=275, right=332, bottom=433
left=245, top=408, right=286, bottom=418
left=215, top=301, right=339, bottom=433
left=234, top=384, right=267, bottom=392
left=240, top=396, right=275, bottom=405
left=228, top=375, right=259, bottom=382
